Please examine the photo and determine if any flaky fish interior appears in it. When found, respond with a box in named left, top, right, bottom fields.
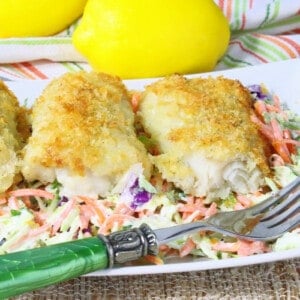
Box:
left=22, top=72, right=151, bottom=198
left=138, top=75, right=270, bottom=199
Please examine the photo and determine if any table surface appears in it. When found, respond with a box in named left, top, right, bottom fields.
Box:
left=14, top=258, right=299, bottom=299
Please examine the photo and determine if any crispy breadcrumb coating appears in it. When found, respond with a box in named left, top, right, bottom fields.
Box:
left=138, top=75, right=270, bottom=199
left=22, top=71, right=151, bottom=197
left=0, top=81, right=25, bottom=192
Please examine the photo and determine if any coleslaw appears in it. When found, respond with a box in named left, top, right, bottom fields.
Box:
left=0, top=84, right=299, bottom=262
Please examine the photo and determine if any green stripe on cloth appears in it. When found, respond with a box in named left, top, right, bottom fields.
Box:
left=233, top=0, right=241, bottom=30
left=239, top=35, right=279, bottom=61
left=270, top=0, right=281, bottom=24
left=260, top=14, right=300, bottom=31
left=259, top=3, right=272, bottom=28
left=0, top=38, right=72, bottom=45
left=259, top=0, right=280, bottom=28
left=243, top=34, right=290, bottom=60
left=232, top=14, right=300, bottom=37
left=220, top=54, right=253, bottom=68
left=61, top=62, right=84, bottom=72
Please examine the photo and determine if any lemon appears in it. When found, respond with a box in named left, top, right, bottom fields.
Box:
left=73, top=0, right=230, bottom=79
left=0, top=0, right=88, bottom=37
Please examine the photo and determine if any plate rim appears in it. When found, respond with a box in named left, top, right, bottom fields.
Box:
left=5, top=59, right=300, bottom=276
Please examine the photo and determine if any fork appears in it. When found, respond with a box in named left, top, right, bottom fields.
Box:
left=1, top=177, right=299, bottom=298
left=155, top=176, right=300, bottom=243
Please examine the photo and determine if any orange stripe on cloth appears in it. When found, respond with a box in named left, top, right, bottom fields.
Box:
left=230, top=40, right=269, bottom=63
left=0, top=66, right=24, bottom=79
left=218, top=0, right=224, bottom=11
left=226, top=0, right=233, bottom=21
left=249, top=0, right=254, bottom=9
left=253, top=33, right=299, bottom=58
left=21, top=62, right=48, bottom=79
left=12, top=63, right=36, bottom=79
left=279, top=36, right=300, bottom=54
left=241, top=13, right=246, bottom=30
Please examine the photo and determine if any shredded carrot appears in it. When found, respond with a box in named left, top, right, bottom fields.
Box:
left=98, top=214, right=134, bottom=235
left=79, top=204, right=94, bottom=230
left=251, top=114, right=274, bottom=140
left=234, top=203, right=245, bottom=211
left=212, top=239, right=269, bottom=256
left=183, top=210, right=203, bottom=223
left=159, top=244, right=170, bottom=252
left=270, top=119, right=283, bottom=140
left=114, top=202, right=134, bottom=215
left=178, top=197, right=205, bottom=213
left=254, top=100, right=268, bottom=117
left=179, top=197, right=217, bottom=221
left=179, top=238, right=196, bottom=257
left=22, top=196, right=33, bottom=208
left=8, top=197, right=19, bottom=210
left=272, top=140, right=292, bottom=163
left=273, top=94, right=281, bottom=109
left=283, top=129, right=299, bottom=154
left=137, top=209, right=154, bottom=218
left=265, top=103, right=281, bottom=113
left=144, top=255, right=164, bottom=265
left=283, top=139, right=300, bottom=146
left=27, top=224, right=51, bottom=239
left=9, top=189, right=54, bottom=200
left=33, top=211, right=46, bottom=226
left=178, top=204, right=206, bottom=213
left=204, top=202, right=218, bottom=218
left=52, top=199, right=76, bottom=234
left=76, top=196, right=106, bottom=224
left=9, top=224, right=51, bottom=251
left=212, top=241, right=238, bottom=252
left=236, top=195, right=252, bottom=208
left=270, top=119, right=292, bottom=162
left=236, top=240, right=269, bottom=256
left=252, top=105, right=293, bottom=163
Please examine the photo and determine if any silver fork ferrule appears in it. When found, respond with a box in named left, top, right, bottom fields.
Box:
left=100, top=224, right=158, bottom=267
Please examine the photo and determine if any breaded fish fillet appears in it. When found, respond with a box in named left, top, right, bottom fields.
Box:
left=22, top=71, right=151, bottom=198
left=0, top=81, right=23, bottom=193
left=138, top=75, right=270, bottom=199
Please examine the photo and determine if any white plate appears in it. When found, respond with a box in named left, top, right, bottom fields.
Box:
left=6, top=59, right=300, bottom=276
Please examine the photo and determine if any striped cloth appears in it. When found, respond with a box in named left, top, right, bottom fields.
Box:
left=0, top=0, right=299, bottom=80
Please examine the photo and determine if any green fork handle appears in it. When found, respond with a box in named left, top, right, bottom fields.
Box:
left=0, top=224, right=157, bottom=298
left=0, top=237, right=108, bottom=298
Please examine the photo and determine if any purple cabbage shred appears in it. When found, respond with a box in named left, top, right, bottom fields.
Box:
left=129, top=179, right=152, bottom=209
left=248, top=84, right=268, bottom=101
left=58, top=196, right=69, bottom=206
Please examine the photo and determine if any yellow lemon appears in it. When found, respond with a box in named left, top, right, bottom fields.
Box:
left=0, top=0, right=88, bottom=37
left=73, top=0, right=230, bottom=79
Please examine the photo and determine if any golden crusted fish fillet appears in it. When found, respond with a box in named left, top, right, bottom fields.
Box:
left=22, top=71, right=151, bottom=198
left=138, top=75, right=270, bottom=199
left=0, top=81, right=23, bottom=193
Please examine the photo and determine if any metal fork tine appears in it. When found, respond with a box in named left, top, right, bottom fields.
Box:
left=270, top=212, right=300, bottom=235
left=154, top=177, right=300, bottom=243
left=250, top=177, right=300, bottom=215
left=250, top=212, right=300, bottom=240
left=260, top=188, right=300, bottom=222
left=261, top=198, right=300, bottom=227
